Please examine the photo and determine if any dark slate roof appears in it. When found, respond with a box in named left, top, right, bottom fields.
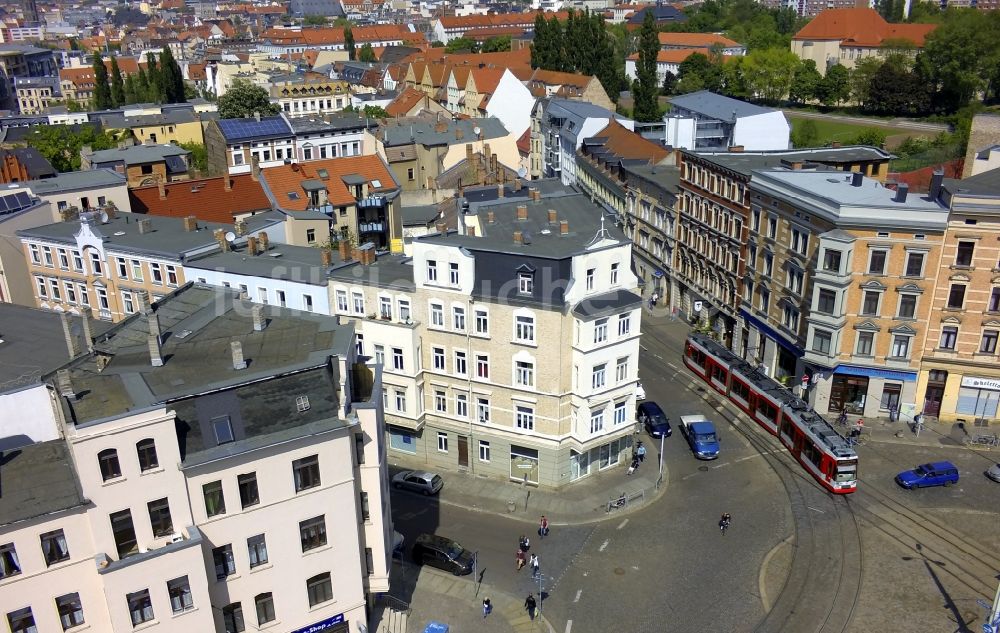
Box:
left=400, top=204, right=440, bottom=226
left=943, top=167, right=1000, bottom=198
left=668, top=90, right=776, bottom=122
left=186, top=242, right=335, bottom=285
left=88, top=144, right=190, bottom=167
left=0, top=147, right=56, bottom=179
left=628, top=4, right=687, bottom=23
left=686, top=146, right=892, bottom=176
left=216, top=116, right=293, bottom=142
left=328, top=253, right=416, bottom=290
left=0, top=440, right=87, bottom=527
left=571, top=289, right=643, bottom=320
left=380, top=117, right=509, bottom=147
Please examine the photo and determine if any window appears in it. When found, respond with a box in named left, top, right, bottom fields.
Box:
left=434, top=390, right=447, bottom=412
left=518, top=272, right=533, bottom=294
left=166, top=265, right=178, bottom=286
left=127, top=589, right=154, bottom=626
left=223, top=603, right=245, bottom=633
left=477, top=397, right=491, bottom=423
left=782, top=306, right=799, bottom=330
left=981, top=330, right=999, bottom=354
left=136, top=439, right=158, bottom=472
left=73, top=251, right=84, bottom=272
left=817, top=288, right=836, bottom=314
left=336, top=289, right=348, bottom=312
left=791, top=229, right=808, bottom=255
left=594, top=318, right=608, bottom=343
left=811, top=329, right=832, bottom=354
left=955, top=240, right=975, bottom=267
left=398, top=299, right=411, bottom=322
left=515, top=314, right=535, bottom=343
left=255, top=593, right=276, bottom=626
left=856, top=331, right=874, bottom=356
left=822, top=249, right=842, bottom=273
left=861, top=291, right=880, bottom=316
left=77, top=284, right=88, bottom=306
left=759, top=288, right=770, bottom=312
left=29, top=244, right=40, bottom=264
left=110, top=509, right=137, bottom=559
left=118, top=257, right=129, bottom=278
left=43, top=246, right=53, bottom=267
left=515, top=405, right=534, bottom=430
left=292, top=455, right=320, bottom=492
left=947, top=284, right=966, bottom=309
left=454, top=350, right=467, bottom=375
left=618, top=314, right=631, bottom=337
left=898, top=294, right=917, bottom=319
left=590, top=410, right=604, bottom=433
left=787, top=268, right=803, bottom=295
left=277, top=290, right=286, bottom=307
left=306, top=229, right=316, bottom=244
left=905, top=252, right=925, bottom=277
left=40, top=529, right=69, bottom=566
left=150, top=262, right=162, bottom=284
left=300, top=516, right=328, bottom=552
left=616, top=357, right=628, bottom=382
left=392, top=347, right=404, bottom=370
left=303, top=294, right=314, bottom=312
left=0, top=543, right=20, bottom=578
left=168, top=576, right=193, bottom=613
left=129, top=259, right=142, bottom=281
left=763, top=252, right=773, bottom=276
left=432, top=347, right=445, bottom=370
left=56, top=593, right=84, bottom=630
left=891, top=335, right=910, bottom=358
left=379, top=296, right=392, bottom=319
left=940, top=326, right=958, bottom=349
left=65, top=282, right=77, bottom=305
left=592, top=363, right=606, bottom=389
left=610, top=262, right=619, bottom=285
left=476, top=354, right=490, bottom=379
left=203, top=481, right=226, bottom=517
left=868, top=250, right=887, bottom=275
left=395, top=389, right=407, bottom=411
left=430, top=302, right=444, bottom=327
left=479, top=440, right=490, bottom=462
left=990, top=288, right=1000, bottom=313
left=437, top=432, right=448, bottom=452
left=213, top=544, right=236, bottom=579
left=352, top=292, right=364, bottom=314
left=453, top=306, right=465, bottom=331
left=48, top=278, right=61, bottom=302
left=307, top=573, right=333, bottom=607
left=475, top=309, right=489, bottom=334
left=767, top=216, right=777, bottom=238
left=238, top=473, right=259, bottom=508
left=449, top=262, right=459, bottom=285
left=586, top=268, right=595, bottom=291
left=456, top=392, right=468, bottom=418
left=212, top=416, right=234, bottom=444
left=427, top=259, right=438, bottom=282
left=147, top=498, right=173, bottom=537
left=374, top=344, right=385, bottom=366
left=515, top=360, right=535, bottom=387
left=247, top=534, right=268, bottom=568
left=98, top=448, right=121, bottom=481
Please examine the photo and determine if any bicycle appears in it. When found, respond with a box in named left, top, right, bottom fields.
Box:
left=964, top=434, right=999, bottom=447
left=719, top=514, right=731, bottom=534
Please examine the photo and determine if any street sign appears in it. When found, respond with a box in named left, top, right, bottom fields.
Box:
left=693, top=300, right=703, bottom=312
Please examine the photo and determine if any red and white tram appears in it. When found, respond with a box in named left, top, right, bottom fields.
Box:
left=683, top=333, right=858, bottom=494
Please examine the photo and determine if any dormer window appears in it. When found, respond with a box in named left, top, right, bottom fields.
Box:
left=212, top=416, right=234, bottom=445
left=518, top=272, right=533, bottom=294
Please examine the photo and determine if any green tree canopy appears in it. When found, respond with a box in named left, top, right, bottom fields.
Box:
left=918, top=8, right=1000, bottom=113
left=481, top=35, right=511, bottom=53
left=739, top=47, right=798, bottom=105
left=358, top=42, right=377, bottom=62
left=445, top=37, right=478, bottom=53
left=816, top=63, right=851, bottom=107
left=790, top=119, right=820, bottom=148
left=92, top=52, right=112, bottom=111
left=303, top=14, right=327, bottom=25
left=26, top=125, right=118, bottom=172
left=632, top=10, right=661, bottom=122
left=109, top=56, right=125, bottom=108
left=217, top=79, right=281, bottom=119
left=344, top=25, right=356, bottom=61
left=788, top=58, right=821, bottom=104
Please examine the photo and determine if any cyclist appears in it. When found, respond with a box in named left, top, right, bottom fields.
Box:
left=719, top=513, right=731, bottom=534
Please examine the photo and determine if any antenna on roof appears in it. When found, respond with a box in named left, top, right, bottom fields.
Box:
left=586, top=214, right=613, bottom=248
left=224, top=231, right=237, bottom=243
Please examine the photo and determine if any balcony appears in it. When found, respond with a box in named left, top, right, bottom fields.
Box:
left=97, top=526, right=203, bottom=575
left=357, top=195, right=387, bottom=209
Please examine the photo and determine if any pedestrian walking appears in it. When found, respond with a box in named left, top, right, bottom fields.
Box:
left=482, top=598, right=492, bottom=619
left=539, top=515, right=549, bottom=538
left=627, top=456, right=639, bottom=475
left=525, top=593, right=537, bottom=621
left=530, top=553, right=539, bottom=579
left=519, top=535, right=530, bottom=552
left=636, top=442, right=646, bottom=463
left=515, top=547, right=526, bottom=571
left=652, top=291, right=659, bottom=306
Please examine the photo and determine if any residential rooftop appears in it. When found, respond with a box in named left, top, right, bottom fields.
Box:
left=129, top=174, right=272, bottom=223
left=186, top=241, right=336, bottom=285
left=287, top=112, right=376, bottom=135
left=86, top=143, right=191, bottom=167
left=753, top=169, right=944, bottom=210
left=942, top=167, right=1000, bottom=199
left=327, top=252, right=416, bottom=291
left=379, top=117, right=509, bottom=147
left=216, top=116, right=293, bottom=142
left=0, top=440, right=87, bottom=528
left=668, top=90, right=778, bottom=122
left=686, top=146, right=893, bottom=176
left=5, top=168, right=126, bottom=195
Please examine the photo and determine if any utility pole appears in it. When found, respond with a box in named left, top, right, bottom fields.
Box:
left=980, top=579, right=1000, bottom=633
left=658, top=432, right=665, bottom=486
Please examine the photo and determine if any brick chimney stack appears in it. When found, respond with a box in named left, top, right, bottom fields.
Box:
left=513, top=230, right=523, bottom=244
left=320, top=248, right=332, bottom=267
left=560, top=220, right=569, bottom=235
left=60, top=313, right=80, bottom=358
left=338, top=240, right=352, bottom=261
left=183, top=215, right=198, bottom=232
left=547, top=209, right=557, bottom=224
left=231, top=341, right=247, bottom=370
left=247, top=236, right=259, bottom=255
left=148, top=334, right=163, bottom=367
left=516, top=205, right=528, bottom=220
left=56, top=369, right=76, bottom=401
left=252, top=305, right=266, bottom=331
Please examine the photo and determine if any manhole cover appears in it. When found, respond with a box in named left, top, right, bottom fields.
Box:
left=698, top=466, right=710, bottom=472
left=613, top=567, right=626, bottom=576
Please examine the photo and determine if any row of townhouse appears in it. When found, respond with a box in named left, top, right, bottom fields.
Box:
left=583, top=135, right=1000, bottom=426
left=0, top=285, right=391, bottom=633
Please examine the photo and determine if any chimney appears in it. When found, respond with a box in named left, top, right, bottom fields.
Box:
left=516, top=204, right=528, bottom=220
left=547, top=209, right=557, bottom=224
left=894, top=183, right=909, bottom=203
left=497, top=184, right=504, bottom=198
left=531, top=188, right=541, bottom=203
left=56, top=369, right=76, bottom=400
left=148, top=334, right=163, bottom=367
left=247, top=236, right=259, bottom=255
left=258, top=232, right=269, bottom=252
left=231, top=340, right=247, bottom=370
left=136, top=290, right=151, bottom=315
left=158, top=182, right=166, bottom=200
left=514, top=178, right=522, bottom=192
left=254, top=111, right=261, bottom=122
left=235, top=220, right=248, bottom=236
left=559, top=220, right=569, bottom=235
left=250, top=156, right=260, bottom=182
left=59, top=207, right=79, bottom=222
left=183, top=215, right=198, bottom=232
left=320, top=248, right=332, bottom=267
left=80, top=313, right=94, bottom=352
left=728, top=145, right=744, bottom=153
left=147, top=313, right=161, bottom=344
left=930, top=169, right=944, bottom=200
left=252, top=305, right=266, bottom=331
left=338, top=240, right=352, bottom=261
left=513, top=230, right=523, bottom=244
left=214, top=228, right=230, bottom=252
left=831, top=141, right=842, bottom=149
left=60, top=313, right=80, bottom=357
left=224, top=176, right=232, bottom=192
left=104, top=205, right=117, bottom=220
left=456, top=127, right=464, bottom=140
left=361, top=243, right=376, bottom=265
left=436, top=222, right=447, bottom=234
left=851, top=172, right=864, bottom=187
left=487, top=210, right=495, bottom=224
left=468, top=226, right=476, bottom=236
left=138, top=218, right=153, bottom=234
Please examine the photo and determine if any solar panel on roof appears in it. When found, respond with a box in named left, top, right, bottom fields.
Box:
left=13, top=191, right=30, bottom=207
left=0, top=197, right=9, bottom=212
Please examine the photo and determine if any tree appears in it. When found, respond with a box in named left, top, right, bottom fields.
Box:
left=344, top=25, right=356, bottom=61
left=109, top=55, right=125, bottom=108
left=817, top=63, right=851, bottom=107
left=303, top=14, right=327, bottom=25
left=92, top=52, right=112, bottom=111
left=358, top=42, right=377, bottom=62
left=146, top=52, right=163, bottom=103
left=445, top=37, right=478, bottom=53
left=739, top=47, right=798, bottom=104
left=530, top=13, right=548, bottom=68
left=25, top=125, right=118, bottom=172
left=848, top=128, right=888, bottom=146
left=361, top=105, right=388, bottom=118
left=179, top=142, right=208, bottom=173
left=849, top=56, right=881, bottom=110
left=632, top=10, right=660, bottom=122
left=159, top=48, right=186, bottom=103
left=217, top=79, right=281, bottom=119
left=919, top=9, right=1000, bottom=113
left=481, top=35, right=511, bottom=53
left=676, top=52, right=723, bottom=93
left=134, top=69, right=150, bottom=104
left=788, top=59, right=821, bottom=105
left=790, top=119, right=820, bottom=148
left=661, top=70, right=677, bottom=95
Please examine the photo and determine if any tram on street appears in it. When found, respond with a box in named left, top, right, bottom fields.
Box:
left=683, top=333, right=858, bottom=494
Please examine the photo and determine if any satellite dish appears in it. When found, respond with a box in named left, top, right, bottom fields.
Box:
left=473, top=126, right=481, bottom=137
left=517, top=167, right=528, bottom=178
left=224, top=231, right=237, bottom=243
left=99, top=210, right=109, bottom=223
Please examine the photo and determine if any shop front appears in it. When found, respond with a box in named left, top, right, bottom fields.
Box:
left=510, top=445, right=539, bottom=485
left=827, top=365, right=916, bottom=418
left=955, top=376, right=1000, bottom=422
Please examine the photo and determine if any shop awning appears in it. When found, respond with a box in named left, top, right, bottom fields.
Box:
left=833, top=364, right=917, bottom=382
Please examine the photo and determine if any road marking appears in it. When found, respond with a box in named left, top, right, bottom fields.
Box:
left=617, top=519, right=629, bottom=530
left=807, top=506, right=826, bottom=514
left=598, top=539, right=609, bottom=552
left=712, top=462, right=732, bottom=469
left=565, top=620, right=573, bottom=633
left=573, top=590, right=582, bottom=603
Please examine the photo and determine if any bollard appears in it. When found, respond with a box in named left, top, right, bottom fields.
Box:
left=507, top=500, right=517, bottom=513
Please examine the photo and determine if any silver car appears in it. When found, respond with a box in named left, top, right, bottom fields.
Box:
left=392, top=470, right=444, bottom=495
left=986, top=463, right=1000, bottom=483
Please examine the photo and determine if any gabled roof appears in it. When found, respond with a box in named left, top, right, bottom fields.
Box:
left=528, top=68, right=596, bottom=89
left=385, top=86, right=428, bottom=116
left=260, top=155, right=398, bottom=210
left=587, top=119, right=669, bottom=163
left=87, top=143, right=190, bottom=167
left=792, top=8, right=936, bottom=47
left=437, top=11, right=568, bottom=30
left=469, top=67, right=505, bottom=95
left=129, top=174, right=271, bottom=223
left=658, top=32, right=740, bottom=48
left=627, top=48, right=707, bottom=64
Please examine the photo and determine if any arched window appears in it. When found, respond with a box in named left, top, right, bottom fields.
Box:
left=98, top=448, right=121, bottom=481
left=136, top=439, right=158, bottom=472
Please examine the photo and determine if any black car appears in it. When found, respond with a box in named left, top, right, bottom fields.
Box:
left=637, top=401, right=672, bottom=438
left=411, top=534, right=474, bottom=575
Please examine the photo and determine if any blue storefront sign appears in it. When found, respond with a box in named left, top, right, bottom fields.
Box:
left=292, top=613, right=345, bottom=633
left=832, top=364, right=916, bottom=382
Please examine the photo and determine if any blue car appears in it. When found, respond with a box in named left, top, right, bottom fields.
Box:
left=895, top=461, right=959, bottom=489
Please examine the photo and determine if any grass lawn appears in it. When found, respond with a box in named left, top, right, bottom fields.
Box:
left=785, top=114, right=935, bottom=149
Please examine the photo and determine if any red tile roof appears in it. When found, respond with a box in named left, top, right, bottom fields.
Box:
left=262, top=24, right=422, bottom=47
left=593, top=119, right=670, bottom=163
left=260, top=156, right=397, bottom=210
left=527, top=68, right=595, bottom=88
left=658, top=32, right=740, bottom=48
left=129, top=175, right=271, bottom=223
left=516, top=128, right=531, bottom=156
left=627, top=48, right=707, bottom=63
left=385, top=86, right=429, bottom=116
left=793, top=8, right=936, bottom=47
left=438, top=11, right=568, bottom=30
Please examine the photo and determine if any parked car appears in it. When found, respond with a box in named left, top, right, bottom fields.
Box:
left=392, top=470, right=444, bottom=495
left=637, top=401, right=672, bottom=438
left=411, top=534, right=474, bottom=575
left=895, top=461, right=959, bottom=489
left=636, top=382, right=646, bottom=400
left=986, top=463, right=1000, bottom=483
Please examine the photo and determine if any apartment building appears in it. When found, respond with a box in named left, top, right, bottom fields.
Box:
left=746, top=170, right=947, bottom=417
left=205, top=115, right=296, bottom=176
left=533, top=98, right=635, bottom=186
left=271, top=76, right=352, bottom=117
left=0, top=284, right=391, bottom=633
left=0, top=44, right=58, bottom=111
left=14, top=77, right=61, bottom=115
left=664, top=91, right=790, bottom=152
left=82, top=143, right=193, bottom=188
left=916, top=170, right=1000, bottom=424
left=288, top=113, right=373, bottom=163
